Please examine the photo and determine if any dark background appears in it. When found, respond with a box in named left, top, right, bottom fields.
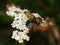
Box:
left=0, top=0, right=60, bottom=45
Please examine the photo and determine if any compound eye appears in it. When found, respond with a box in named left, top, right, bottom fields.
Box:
left=28, top=23, right=32, bottom=28
left=26, top=20, right=33, bottom=28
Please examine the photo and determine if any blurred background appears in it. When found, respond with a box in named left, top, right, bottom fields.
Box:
left=0, top=0, right=60, bottom=45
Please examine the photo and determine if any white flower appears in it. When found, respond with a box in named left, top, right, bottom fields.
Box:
left=23, top=35, right=29, bottom=41
left=12, top=30, right=30, bottom=43
left=6, top=5, right=45, bottom=43
left=11, top=30, right=18, bottom=39
left=6, top=5, right=30, bottom=43
left=8, top=5, right=17, bottom=11
left=6, top=11, right=16, bottom=16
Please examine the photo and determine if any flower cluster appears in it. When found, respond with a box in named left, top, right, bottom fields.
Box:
left=6, top=5, right=46, bottom=43
left=12, top=30, right=29, bottom=43
left=6, top=5, right=30, bottom=43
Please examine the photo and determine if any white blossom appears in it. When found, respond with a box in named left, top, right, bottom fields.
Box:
left=12, top=30, right=30, bottom=43
left=6, top=5, right=45, bottom=43
left=6, top=5, right=30, bottom=43
left=11, top=30, right=18, bottom=39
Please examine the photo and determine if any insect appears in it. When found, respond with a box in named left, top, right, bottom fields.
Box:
left=25, top=12, right=51, bottom=32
